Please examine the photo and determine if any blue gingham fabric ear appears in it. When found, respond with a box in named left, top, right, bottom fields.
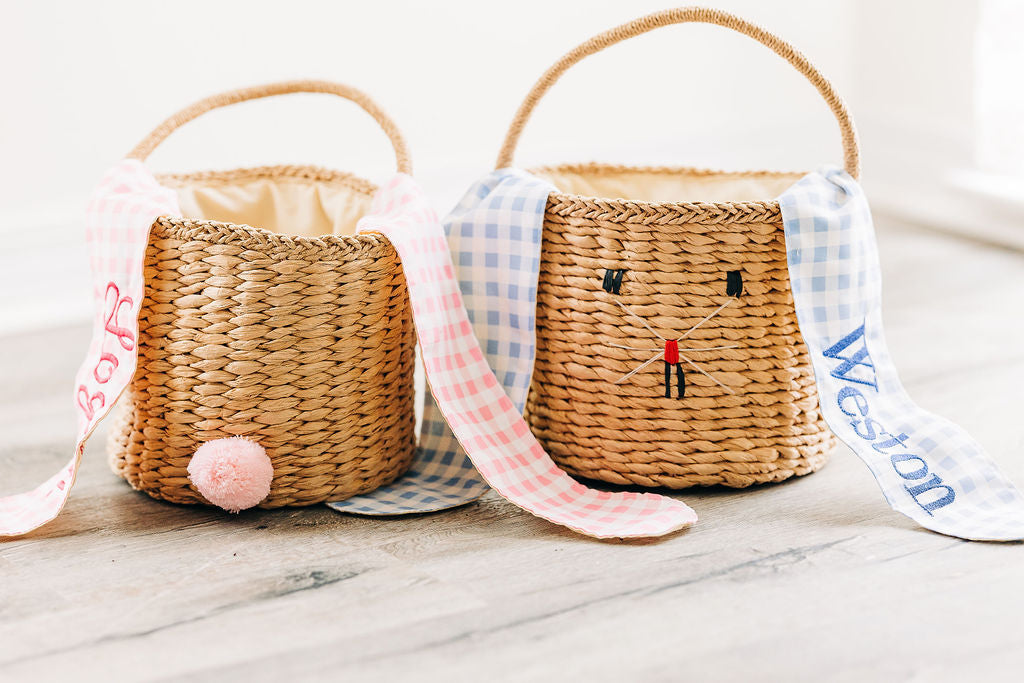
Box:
left=780, top=167, right=1024, bottom=541
left=329, top=169, right=554, bottom=515
left=333, top=159, right=1024, bottom=541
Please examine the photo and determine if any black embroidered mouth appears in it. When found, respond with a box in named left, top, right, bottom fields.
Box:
left=608, top=299, right=738, bottom=396
left=663, top=340, right=684, bottom=398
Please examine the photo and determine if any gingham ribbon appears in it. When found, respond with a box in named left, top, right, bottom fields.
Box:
left=0, top=160, right=179, bottom=536
left=343, top=165, right=1024, bottom=542
left=0, top=162, right=696, bottom=539
left=330, top=169, right=552, bottom=515
left=347, top=174, right=696, bottom=538
left=781, top=168, right=1024, bottom=541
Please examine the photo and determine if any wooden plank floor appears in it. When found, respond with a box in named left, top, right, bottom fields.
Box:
left=1, top=219, right=1022, bottom=682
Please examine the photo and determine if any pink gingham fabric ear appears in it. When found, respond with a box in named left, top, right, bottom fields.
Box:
left=0, top=160, right=180, bottom=536
left=1, top=161, right=697, bottom=540
left=356, top=175, right=697, bottom=538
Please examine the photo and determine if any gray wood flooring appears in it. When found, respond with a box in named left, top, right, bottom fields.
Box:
left=1, top=218, right=1022, bottom=682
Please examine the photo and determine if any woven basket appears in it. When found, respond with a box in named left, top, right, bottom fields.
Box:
left=498, top=8, right=859, bottom=489
left=107, top=81, right=417, bottom=508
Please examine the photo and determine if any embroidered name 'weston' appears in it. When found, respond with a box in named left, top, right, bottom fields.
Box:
left=825, top=321, right=956, bottom=515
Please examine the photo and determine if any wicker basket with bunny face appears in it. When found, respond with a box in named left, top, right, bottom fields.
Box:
left=107, top=81, right=417, bottom=509
left=496, top=8, right=854, bottom=488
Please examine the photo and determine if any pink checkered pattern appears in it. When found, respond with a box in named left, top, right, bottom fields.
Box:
left=1, top=162, right=695, bottom=540
left=0, top=160, right=179, bottom=537
left=358, top=175, right=697, bottom=538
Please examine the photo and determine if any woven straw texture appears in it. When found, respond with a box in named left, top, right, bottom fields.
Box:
left=500, top=8, right=856, bottom=489
left=108, top=82, right=417, bottom=507
left=525, top=164, right=835, bottom=488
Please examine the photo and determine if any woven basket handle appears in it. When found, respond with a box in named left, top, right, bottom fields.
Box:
left=495, top=6, right=860, bottom=178
left=127, top=80, right=412, bottom=174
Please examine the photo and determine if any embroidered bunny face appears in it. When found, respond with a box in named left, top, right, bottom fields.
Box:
left=601, top=268, right=744, bottom=398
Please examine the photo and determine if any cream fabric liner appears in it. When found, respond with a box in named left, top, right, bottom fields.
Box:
left=173, top=176, right=374, bottom=238
left=533, top=166, right=805, bottom=204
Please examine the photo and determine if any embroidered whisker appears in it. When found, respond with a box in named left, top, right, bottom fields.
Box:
left=610, top=343, right=738, bottom=353
left=616, top=301, right=666, bottom=341
left=677, top=299, right=732, bottom=342
left=612, top=296, right=737, bottom=398
left=613, top=349, right=662, bottom=384
left=679, top=344, right=738, bottom=352
left=607, top=343, right=656, bottom=352
left=679, top=354, right=735, bottom=394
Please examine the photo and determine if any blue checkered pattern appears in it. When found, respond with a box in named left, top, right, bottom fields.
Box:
left=329, top=169, right=554, bottom=516
left=781, top=167, right=1024, bottom=541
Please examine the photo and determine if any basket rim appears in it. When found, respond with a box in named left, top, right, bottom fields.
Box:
left=152, top=164, right=393, bottom=253
left=529, top=162, right=805, bottom=226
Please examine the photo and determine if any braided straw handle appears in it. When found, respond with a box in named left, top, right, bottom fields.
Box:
left=128, top=79, right=412, bottom=174
left=496, top=6, right=860, bottom=178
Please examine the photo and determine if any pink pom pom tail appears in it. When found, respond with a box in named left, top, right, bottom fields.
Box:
left=187, top=437, right=273, bottom=513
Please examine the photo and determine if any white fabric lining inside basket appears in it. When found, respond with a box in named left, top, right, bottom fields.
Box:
left=531, top=166, right=805, bottom=204
left=167, top=173, right=375, bottom=238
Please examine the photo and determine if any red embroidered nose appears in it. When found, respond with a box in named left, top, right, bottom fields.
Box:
left=664, top=339, right=679, bottom=364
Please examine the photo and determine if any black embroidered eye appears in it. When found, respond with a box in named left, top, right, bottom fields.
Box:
left=726, top=270, right=744, bottom=297
left=602, top=269, right=625, bottom=294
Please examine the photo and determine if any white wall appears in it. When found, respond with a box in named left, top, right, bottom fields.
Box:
left=848, top=0, right=1024, bottom=250
left=1, top=0, right=988, bottom=334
